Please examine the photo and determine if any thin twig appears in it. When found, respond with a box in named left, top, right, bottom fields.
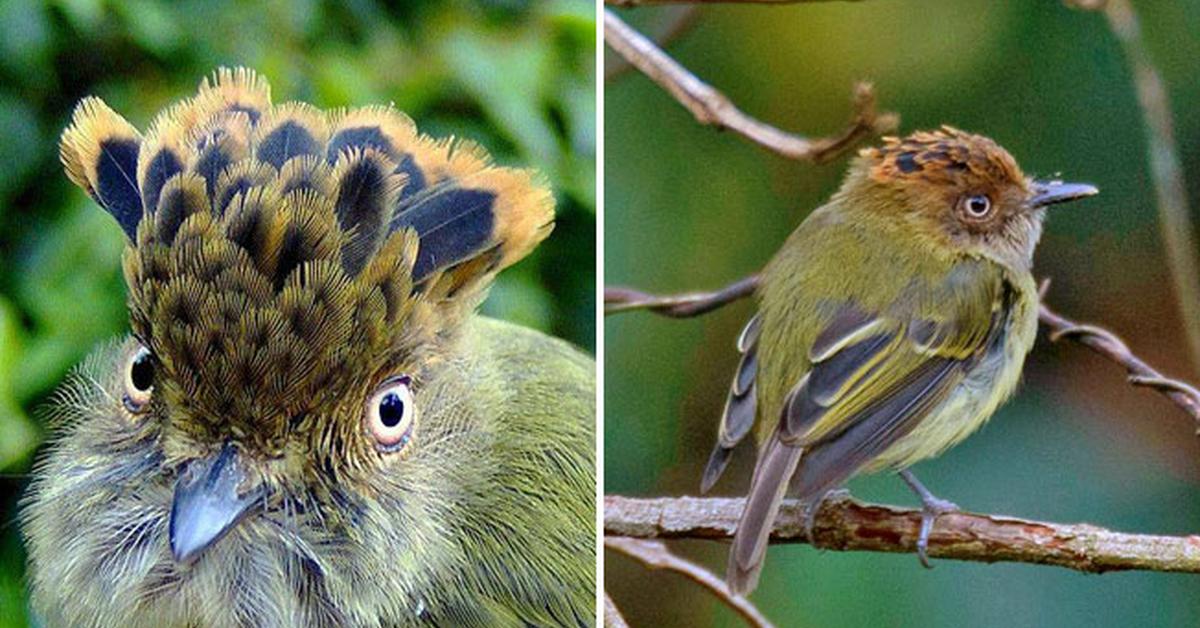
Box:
left=604, top=275, right=760, bottom=316
left=1039, top=299, right=1200, bottom=433
left=606, top=537, right=776, bottom=627
left=1067, top=0, right=1200, bottom=373
left=603, top=9, right=897, bottom=162
left=603, top=591, right=630, bottom=628
left=605, top=495, right=1200, bottom=574
left=604, top=274, right=1200, bottom=433
left=605, top=7, right=700, bottom=82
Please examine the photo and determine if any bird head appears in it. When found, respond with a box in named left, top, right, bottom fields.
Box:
left=841, top=126, right=1097, bottom=269
left=28, top=68, right=555, bottom=622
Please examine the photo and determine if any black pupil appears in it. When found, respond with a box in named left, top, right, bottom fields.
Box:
left=969, top=197, right=989, bottom=214
left=379, top=392, right=405, bottom=429
left=130, top=351, right=154, bottom=391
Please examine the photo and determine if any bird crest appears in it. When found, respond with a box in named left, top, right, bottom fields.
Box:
left=59, top=67, right=554, bottom=446
left=859, top=125, right=1026, bottom=190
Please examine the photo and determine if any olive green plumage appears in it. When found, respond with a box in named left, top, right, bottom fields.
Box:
left=24, top=68, right=594, bottom=627
left=700, top=127, right=1097, bottom=594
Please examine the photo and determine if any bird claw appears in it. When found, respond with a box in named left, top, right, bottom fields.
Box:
left=803, top=488, right=851, bottom=542
left=914, top=495, right=958, bottom=568
left=898, top=469, right=958, bottom=568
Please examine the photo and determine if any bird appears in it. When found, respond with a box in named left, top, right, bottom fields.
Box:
left=22, top=67, right=595, bottom=627
left=698, top=127, right=1097, bottom=595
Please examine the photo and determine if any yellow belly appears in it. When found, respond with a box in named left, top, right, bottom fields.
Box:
left=863, top=296, right=1037, bottom=473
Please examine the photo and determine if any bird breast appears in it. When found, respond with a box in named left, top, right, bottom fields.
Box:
left=864, top=282, right=1038, bottom=473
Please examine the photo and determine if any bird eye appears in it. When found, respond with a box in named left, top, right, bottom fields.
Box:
left=960, top=194, right=993, bottom=219
left=123, top=345, right=155, bottom=413
left=366, top=375, right=416, bottom=454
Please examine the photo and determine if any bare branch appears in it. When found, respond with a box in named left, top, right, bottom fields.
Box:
left=605, top=495, right=1200, bottom=574
left=1067, top=0, right=1200, bottom=373
left=606, top=537, right=776, bottom=627
left=603, top=9, right=896, bottom=162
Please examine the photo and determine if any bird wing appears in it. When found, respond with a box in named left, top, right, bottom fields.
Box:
left=782, top=284, right=1011, bottom=500
left=728, top=274, right=1012, bottom=594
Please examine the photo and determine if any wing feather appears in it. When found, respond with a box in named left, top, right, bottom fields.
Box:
left=700, top=314, right=761, bottom=493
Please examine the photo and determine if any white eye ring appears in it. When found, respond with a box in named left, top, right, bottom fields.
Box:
left=123, top=345, right=155, bottom=414
left=365, top=375, right=417, bottom=453
left=962, top=194, right=993, bottom=219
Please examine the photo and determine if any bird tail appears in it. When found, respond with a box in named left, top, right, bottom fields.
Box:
left=727, top=431, right=802, bottom=596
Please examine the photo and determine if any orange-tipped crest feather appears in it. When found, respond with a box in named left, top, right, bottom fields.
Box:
left=860, top=126, right=1026, bottom=189
left=59, top=67, right=556, bottom=451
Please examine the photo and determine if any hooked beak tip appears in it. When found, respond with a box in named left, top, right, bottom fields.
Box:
left=1030, top=180, right=1099, bottom=208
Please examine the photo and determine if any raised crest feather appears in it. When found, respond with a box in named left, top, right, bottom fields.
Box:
left=60, top=97, right=143, bottom=237
left=60, top=67, right=557, bottom=429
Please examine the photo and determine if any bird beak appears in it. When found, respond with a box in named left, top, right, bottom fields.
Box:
left=169, top=442, right=264, bottom=564
left=1029, top=180, right=1099, bottom=208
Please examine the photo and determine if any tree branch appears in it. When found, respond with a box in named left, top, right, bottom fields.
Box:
left=606, top=537, right=775, bottom=627
left=605, top=495, right=1200, bottom=574
left=603, top=9, right=897, bottom=162
left=604, top=274, right=1200, bottom=434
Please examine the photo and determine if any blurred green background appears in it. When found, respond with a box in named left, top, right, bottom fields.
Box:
left=0, top=0, right=594, bottom=624
left=605, top=1, right=1200, bottom=627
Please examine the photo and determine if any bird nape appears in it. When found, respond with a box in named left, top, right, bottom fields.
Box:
left=699, top=127, right=1097, bottom=595
left=22, top=67, right=595, bottom=627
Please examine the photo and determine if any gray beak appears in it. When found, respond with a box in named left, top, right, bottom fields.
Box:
left=1029, top=180, right=1099, bottom=208
left=169, top=442, right=263, bottom=564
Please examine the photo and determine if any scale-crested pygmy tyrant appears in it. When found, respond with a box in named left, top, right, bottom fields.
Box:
left=700, top=127, right=1098, bottom=594
left=23, top=68, right=595, bottom=626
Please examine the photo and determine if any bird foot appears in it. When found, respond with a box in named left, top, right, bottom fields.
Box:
left=898, top=470, right=958, bottom=569
left=802, top=488, right=851, bottom=542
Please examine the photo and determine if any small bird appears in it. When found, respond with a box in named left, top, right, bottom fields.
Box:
left=700, top=127, right=1097, bottom=594
left=23, top=68, right=595, bottom=627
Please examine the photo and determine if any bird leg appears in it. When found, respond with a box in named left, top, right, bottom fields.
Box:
left=898, top=469, right=958, bottom=568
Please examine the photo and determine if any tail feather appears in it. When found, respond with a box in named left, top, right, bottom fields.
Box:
left=728, top=432, right=802, bottom=596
